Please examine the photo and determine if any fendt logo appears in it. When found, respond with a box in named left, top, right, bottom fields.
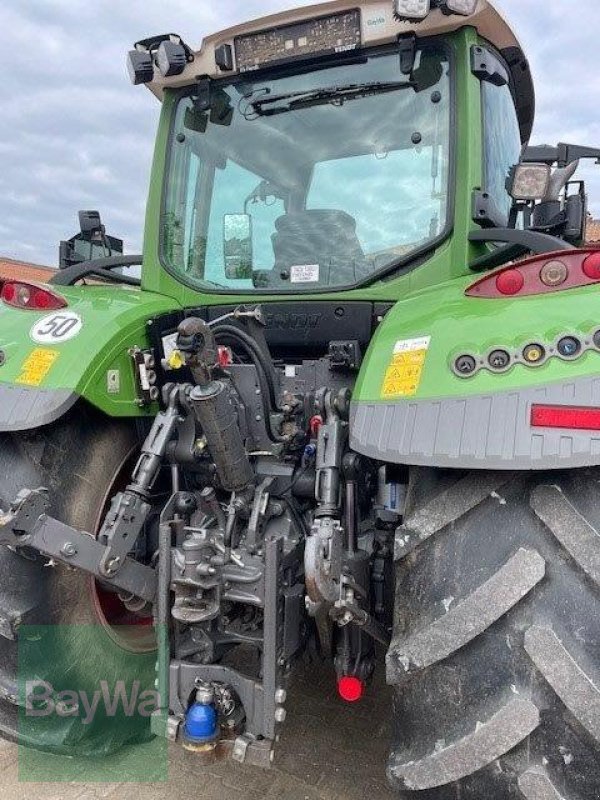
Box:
left=265, top=313, right=321, bottom=331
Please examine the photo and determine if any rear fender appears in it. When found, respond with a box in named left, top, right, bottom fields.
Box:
left=0, top=284, right=179, bottom=432
left=351, top=266, right=600, bottom=470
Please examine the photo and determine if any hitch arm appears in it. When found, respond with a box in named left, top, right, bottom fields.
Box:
left=0, top=490, right=156, bottom=603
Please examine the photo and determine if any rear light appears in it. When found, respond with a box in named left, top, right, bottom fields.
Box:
left=495, top=269, right=524, bottom=296
left=337, top=675, right=364, bottom=703
left=1, top=281, right=67, bottom=311
left=466, top=249, right=600, bottom=298
left=531, top=404, right=600, bottom=431
left=582, top=251, right=600, bottom=280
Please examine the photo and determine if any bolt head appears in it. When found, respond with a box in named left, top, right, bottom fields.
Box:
left=274, top=707, right=287, bottom=723
left=275, top=689, right=287, bottom=704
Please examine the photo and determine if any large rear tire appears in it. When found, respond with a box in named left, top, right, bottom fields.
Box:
left=387, top=467, right=600, bottom=800
left=0, top=404, right=156, bottom=755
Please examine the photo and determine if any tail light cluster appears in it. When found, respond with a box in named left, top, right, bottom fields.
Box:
left=466, top=249, right=600, bottom=298
left=0, top=281, right=67, bottom=311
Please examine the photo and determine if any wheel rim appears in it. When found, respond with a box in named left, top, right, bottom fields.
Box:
left=90, top=445, right=157, bottom=654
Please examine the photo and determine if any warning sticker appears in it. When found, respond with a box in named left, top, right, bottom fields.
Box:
left=381, top=336, right=430, bottom=398
left=16, top=348, right=59, bottom=386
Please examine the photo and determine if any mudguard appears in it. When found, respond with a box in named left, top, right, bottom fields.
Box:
left=0, top=284, right=179, bottom=431
left=351, top=263, right=600, bottom=470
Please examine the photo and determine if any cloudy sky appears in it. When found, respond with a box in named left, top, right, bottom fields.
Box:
left=0, top=1, right=598, bottom=267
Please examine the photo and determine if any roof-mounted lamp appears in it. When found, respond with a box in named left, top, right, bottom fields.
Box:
left=126, top=34, right=194, bottom=86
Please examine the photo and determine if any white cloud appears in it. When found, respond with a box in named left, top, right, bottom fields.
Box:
left=0, top=0, right=598, bottom=266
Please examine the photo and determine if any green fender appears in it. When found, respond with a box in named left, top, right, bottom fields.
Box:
left=351, top=270, right=600, bottom=469
left=0, top=284, right=180, bottom=432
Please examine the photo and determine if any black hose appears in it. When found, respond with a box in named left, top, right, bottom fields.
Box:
left=213, top=325, right=286, bottom=443
left=213, top=324, right=279, bottom=409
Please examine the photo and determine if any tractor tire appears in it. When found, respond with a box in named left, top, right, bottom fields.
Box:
left=387, top=467, right=600, bottom=800
left=0, top=404, right=156, bottom=756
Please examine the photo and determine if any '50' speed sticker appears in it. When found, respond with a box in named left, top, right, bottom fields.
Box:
left=30, top=312, right=83, bottom=344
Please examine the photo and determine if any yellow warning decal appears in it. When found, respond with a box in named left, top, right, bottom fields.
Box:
left=16, top=348, right=59, bottom=386
left=381, top=336, right=431, bottom=398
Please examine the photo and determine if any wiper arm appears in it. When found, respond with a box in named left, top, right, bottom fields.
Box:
left=247, top=81, right=415, bottom=117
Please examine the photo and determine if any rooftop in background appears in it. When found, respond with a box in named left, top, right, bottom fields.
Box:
left=587, top=217, right=600, bottom=244
left=0, top=257, right=55, bottom=284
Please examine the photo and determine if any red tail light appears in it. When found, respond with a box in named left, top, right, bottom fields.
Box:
left=1, top=281, right=67, bottom=311
left=531, top=404, right=600, bottom=431
left=466, top=249, right=600, bottom=298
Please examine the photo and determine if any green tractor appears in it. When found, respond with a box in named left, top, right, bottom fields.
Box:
left=1, top=0, right=600, bottom=796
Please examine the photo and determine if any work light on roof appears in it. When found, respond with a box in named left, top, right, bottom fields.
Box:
left=156, top=40, right=188, bottom=78
left=127, top=50, right=154, bottom=85
left=445, top=0, right=478, bottom=15
left=394, top=0, right=431, bottom=21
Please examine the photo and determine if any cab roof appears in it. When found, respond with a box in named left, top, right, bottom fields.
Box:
left=146, top=0, right=534, bottom=142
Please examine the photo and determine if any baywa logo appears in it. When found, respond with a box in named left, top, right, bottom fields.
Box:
left=25, top=680, right=160, bottom=725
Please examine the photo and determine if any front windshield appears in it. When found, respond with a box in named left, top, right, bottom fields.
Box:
left=162, top=46, right=451, bottom=292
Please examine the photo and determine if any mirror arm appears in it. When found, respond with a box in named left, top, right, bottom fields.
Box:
left=469, top=243, right=529, bottom=273
left=469, top=228, right=572, bottom=272
left=50, top=255, right=143, bottom=287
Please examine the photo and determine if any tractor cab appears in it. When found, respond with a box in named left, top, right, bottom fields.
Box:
left=129, top=0, right=537, bottom=301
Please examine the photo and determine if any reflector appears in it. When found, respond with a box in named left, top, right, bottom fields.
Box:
left=531, top=405, right=600, bottom=431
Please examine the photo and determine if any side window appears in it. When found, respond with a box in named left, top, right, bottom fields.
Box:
left=482, top=80, right=522, bottom=224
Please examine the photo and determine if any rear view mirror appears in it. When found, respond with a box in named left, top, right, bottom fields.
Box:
left=224, top=214, right=253, bottom=279
left=59, top=210, right=123, bottom=270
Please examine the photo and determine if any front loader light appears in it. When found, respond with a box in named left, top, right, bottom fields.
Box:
left=394, top=0, right=431, bottom=20
left=156, top=40, right=188, bottom=77
left=127, top=50, right=154, bottom=85
left=508, top=163, right=552, bottom=201
left=445, top=0, right=479, bottom=15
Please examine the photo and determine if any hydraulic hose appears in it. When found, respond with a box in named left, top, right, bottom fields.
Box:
left=213, top=324, right=279, bottom=410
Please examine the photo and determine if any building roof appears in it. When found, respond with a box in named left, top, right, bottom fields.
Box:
left=586, top=219, right=600, bottom=244
left=0, top=257, right=55, bottom=284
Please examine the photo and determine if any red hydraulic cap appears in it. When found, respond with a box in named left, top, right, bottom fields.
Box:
left=217, top=346, right=233, bottom=367
left=337, top=676, right=364, bottom=703
left=309, top=415, right=323, bottom=437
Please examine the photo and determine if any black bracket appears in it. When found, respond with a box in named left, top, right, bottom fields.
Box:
left=398, top=34, right=417, bottom=75
left=470, top=45, right=509, bottom=87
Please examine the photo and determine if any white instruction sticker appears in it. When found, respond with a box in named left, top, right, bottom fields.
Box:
left=30, top=312, right=83, bottom=344
left=393, top=336, right=431, bottom=354
left=161, top=332, right=179, bottom=368
left=290, top=264, right=320, bottom=284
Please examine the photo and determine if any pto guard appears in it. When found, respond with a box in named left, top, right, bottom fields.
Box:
left=0, top=284, right=178, bottom=431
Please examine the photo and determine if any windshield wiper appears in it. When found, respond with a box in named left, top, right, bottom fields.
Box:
left=247, top=81, right=415, bottom=117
